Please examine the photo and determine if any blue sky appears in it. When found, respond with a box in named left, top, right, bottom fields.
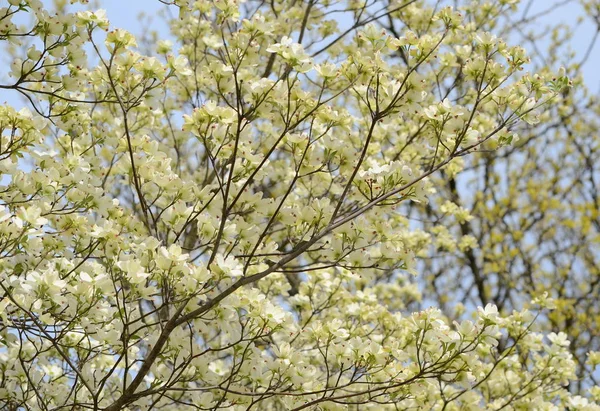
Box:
left=522, top=0, right=600, bottom=89
left=94, top=0, right=169, bottom=38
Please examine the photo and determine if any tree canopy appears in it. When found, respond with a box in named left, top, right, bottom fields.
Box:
left=0, top=0, right=599, bottom=409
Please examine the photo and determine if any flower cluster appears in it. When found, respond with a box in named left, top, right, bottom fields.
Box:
left=0, top=0, right=594, bottom=410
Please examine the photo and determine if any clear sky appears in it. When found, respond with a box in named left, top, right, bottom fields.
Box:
left=91, top=0, right=170, bottom=39
left=522, top=0, right=600, bottom=89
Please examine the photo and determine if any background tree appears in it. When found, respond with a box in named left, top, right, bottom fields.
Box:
left=0, top=0, right=597, bottom=410
left=382, top=0, right=600, bottom=394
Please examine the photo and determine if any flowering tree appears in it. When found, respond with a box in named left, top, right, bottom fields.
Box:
left=0, top=0, right=597, bottom=409
left=386, top=0, right=600, bottom=398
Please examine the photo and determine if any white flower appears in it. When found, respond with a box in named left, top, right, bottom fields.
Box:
left=116, top=259, right=150, bottom=284
left=478, top=303, right=499, bottom=323
left=170, top=55, right=192, bottom=76
left=548, top=332, right=570, bottom=347
left=266, top=36, right=313, bottom=72
left=212, top=254, right=243, bottom=278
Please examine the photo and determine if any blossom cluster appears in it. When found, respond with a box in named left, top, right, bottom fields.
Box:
left=0, top=0, right=593, bottom=410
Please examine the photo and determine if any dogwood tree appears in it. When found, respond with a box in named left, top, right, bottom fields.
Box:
left=0, top=0, right=596, bottom=409
left=386, top=0, right=600, bottom=398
